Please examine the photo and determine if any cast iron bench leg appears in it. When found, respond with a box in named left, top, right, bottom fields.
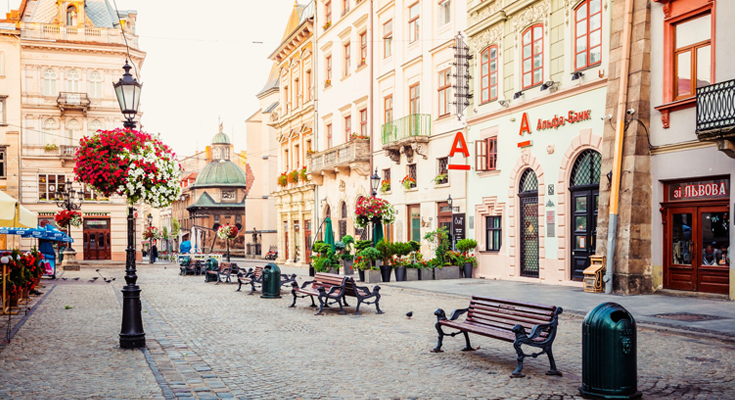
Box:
left=248, top=280, right=257, bottom=295
left=512, top=341, right=525, bottom=378
left=289, top=288, right=298, bottom=307
left=461, top=331, right=476, bottom=351
left=431, top=321, right=446, bottom=353
left=546, top=347, right=562, bottom=376
left=374, top=293, right=384, bottom=314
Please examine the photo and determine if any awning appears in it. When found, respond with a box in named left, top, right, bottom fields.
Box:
left=0, top=190, right=36, bottom=228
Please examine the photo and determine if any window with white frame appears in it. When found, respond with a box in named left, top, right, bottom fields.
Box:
left=408, top=3, right=420, bottom=43
left=522, top=24, right=544, bottom=89
left=326, top=55, right=332, bottom=85
left=438, top=68, right=451, bottom=117
left=360, top=32, right=367, bottom=65
left=325, top=1, right=332, bottom=26
left=384, top=95, right=393, bottom=123
left=327, top=123, right=333, bottom=148
left=344, top=43, right=351, bottom=76
left=344, top=115, right=351, bottom=142
left=480, top=46, right=498, bottom=104
left=89, top=71, right=102, bottom=98
left=66, top=69, right=80, bottom=92
left=383, top=20, right=393, bottom=58
left=43, top=69, right=57, bottom=96
left=438, top=0, right=451, bottom=26
left=342, top=0, right=349, bottom=16
left=360, top=108, right=367, bottom=137
left=485, top=216, right=502, bottom=251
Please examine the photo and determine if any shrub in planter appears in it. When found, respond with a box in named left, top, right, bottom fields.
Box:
left=354, top=247, right=381, bottom=282
left=423, top=226, right=451, bottom=268
left=456, top=238, right=478, bottom=278
left=338, top=235, right=355, bottom=274
left=375, top=239, right=396, bottom=282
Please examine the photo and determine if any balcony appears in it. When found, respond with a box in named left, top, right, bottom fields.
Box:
left=381, top=114, right=431, bottom=164
left=696, top=79, right=735, bottom=158
left=20, top=23, right=139, bottom=49
left=309, top=139, right=371, bottom=184
left=60, top=145, right=79, bottom=159
left=57, top=92, right=91, bottom=116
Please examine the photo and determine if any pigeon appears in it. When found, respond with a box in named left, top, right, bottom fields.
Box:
left=104, top=279, right=111, bottom=283
left=406, top=311, right=413, bottom=319
left=73, top=277, right=80, bottom=281
left=112, top=278, right=116, bottom=281
left=88, top=279, right=96, bottom=283
left=92, top=277, right=99, bottom=280
left=95, top=269, right=100, bottom=272
left=61, top=277, right=67, bottom=281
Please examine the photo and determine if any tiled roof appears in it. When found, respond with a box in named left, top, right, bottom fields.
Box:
left=263, top=101, right=279, bottom=114
left=25, top=0, right=120, bottom=28
left=29, top=0, right=56, bottom=23
left=187, top=192, right=245, bottom=210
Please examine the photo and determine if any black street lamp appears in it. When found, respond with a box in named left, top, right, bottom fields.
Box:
left=55, top=186, right=83, bottom=269
left=115, top=61, right=145, bottom=349
left=447, top=194, right=455, bottom=251
left=370, top=168, right=380, bottom=197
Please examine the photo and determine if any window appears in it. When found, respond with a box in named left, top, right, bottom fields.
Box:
left=438, top=68, right=451, bottom=116
left=360, top=109, right=367, bottom=137
left=410, top=84, right=420, bottom=114
left=325, top=1, right=332, bottom=26
left=342, top=0, right=349, bottom=16
left=283, top=86, right=289, bottom=111
left=38, top=174, right=66, bottom=201
left=43, top=69, right=57, bottom=96
left=89, top=119, right=102, bottom=132
left=66, top=119, right=81, bottom=144
left=480, top=46, right=498, bottom=103
left=306, top=139, right=312, bottom=153
left=408, top=3, right=420, bottom=43
left=674, top=14, right=712, bottom=100
left=284, top=149, right=289, bottom=171
left=360, top=32, right=367, bottom=65
left=438, top=0, right=451, bottom=26
left=344, top=115, right=351, bottom=142
left=294, top=78, right=301, bottom=107
left=485, top=216, right=502, bottom=251
left=44, top=118, right=57, bottom=142
left=344, top=43, right=351, bottom=76
left=66, top=69, right=80, bottom=92
left=306, top=70, right=312, bottom=101
left=574, top=0, right=602, bottom=71
left=383, top=20, right=393, bottom=58
left=384, top=95, right=393, bottom=123
left=88, top=71, right=102, bottom=98
left=66, top=5, right=76, bottom=26
left=0, top=148, right=5, bottom=179
left=0, top=97, right=6, bottom=125
left=294, top=144, right=300, bottom=168
left=382, top=168, right=390, bottom=183
left=326, top=55, right=332, bottom=85
left=522, top=24, right=544, bottom=88
left=407, top=164, right=417, bottom=188
left=475, top=137, right=497, bottom=171
left=437, top=157, right=448, bottom=184
left=327, top=123, right=333, bottom=148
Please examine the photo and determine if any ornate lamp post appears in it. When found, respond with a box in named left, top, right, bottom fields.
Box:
left=114, top=61, right=145, bottom=349
left=55, top=186, right=83, bottom=270
left=370, top=168, right=381, bottom=198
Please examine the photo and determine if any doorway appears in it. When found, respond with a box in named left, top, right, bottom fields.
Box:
left=569, top=150, right=601, bottom=281
left=83, top=218, right=110, bottom=260
left=519, top=169, right=539, bottom=278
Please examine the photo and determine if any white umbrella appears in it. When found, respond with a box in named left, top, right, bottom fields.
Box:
left=0, top=190, right=36, bottom=228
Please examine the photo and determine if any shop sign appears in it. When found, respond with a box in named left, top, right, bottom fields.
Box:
left=536, top=110, right=592, bottom=131
left=546, top=211, right=555, bottom=237
left=667, top=178, right=730, bottom=202
left=452, top=213, right=465, bottom=241
left=448, top=131, right=471, bottom=170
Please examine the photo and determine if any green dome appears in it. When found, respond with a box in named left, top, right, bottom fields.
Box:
left=193, top=161, right=247, bottom=188
left=212, top=132, right=231, bottom=144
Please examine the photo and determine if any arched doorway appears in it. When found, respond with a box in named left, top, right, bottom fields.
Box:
left=519, top=169, right=539, bottom=277
left=569, top=149, right=601, bottom=281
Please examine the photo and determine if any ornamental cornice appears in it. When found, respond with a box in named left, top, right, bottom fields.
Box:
left=20, top=40, right=146, bottom=60
left=473, top=25, right=504, bottom=56
left=510, top=0, right=551, bottom=47
left=468, top=0, right=502, bottom=27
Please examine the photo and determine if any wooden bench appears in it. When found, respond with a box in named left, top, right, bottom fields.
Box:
left=290, top=273, right=349, bottom=315
left=342, top=278, right=383, bottom=315
left=180, top=259, right=203, bottom=276
left=206, top=262, right=237, bottom=284
left=432, top=296, right=563, bottom=377
left=236, top=265, right=297, bottom=295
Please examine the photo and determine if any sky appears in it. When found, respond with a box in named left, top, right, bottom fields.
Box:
left=1, top=0, right=296, bottom=157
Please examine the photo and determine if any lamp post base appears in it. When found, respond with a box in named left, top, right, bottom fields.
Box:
left=61, top=249, right=80, bottom=271
left=119, top=283, right=145, bottom=349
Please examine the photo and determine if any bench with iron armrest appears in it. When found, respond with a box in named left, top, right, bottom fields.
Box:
left=290, top=273, right=349, bottom=315
left=237, top=266, right=297, bottom=294
left=343, top=278, right=383, bottom=315
left=206, top=262, right=237, bottom=284
left=432, top=295, right=563, bottom=378
left=181, top=259, right=203, bottom=276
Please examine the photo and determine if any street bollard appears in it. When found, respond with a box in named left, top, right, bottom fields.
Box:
left=260, top=263, right=282, bottom=299
left=580, top=302, right=642, bottom=399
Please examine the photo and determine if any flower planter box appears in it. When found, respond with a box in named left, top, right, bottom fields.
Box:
left=462, top=263, right=474, bottom=278
left=364, top=269, right=382, bottom=284
left=405, top=268, right=419, bottom=281
left=435, top=265, right=460, bottom=280
left=342, top=259, right=354, bottom=275
left=419, top=268, right=434, bottom=280
left=394, top=266, right=406, bottom=281
left=380, top=264, right=393, bottom=282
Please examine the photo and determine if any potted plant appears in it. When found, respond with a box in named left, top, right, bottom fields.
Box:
left=379, top=179, right=391, bottom=194
left=287, top=170, right=299, bottom=184
left=44, top=143, right=58, bottom=152
left=324, top=79, right=332, bottom=88
left=434, top=172, right=448, bottom=185
left=456, top=238, right=478, bottom=278
left=392, top=242, right=412, bottom=281
left=312, top=242, right=340, bottom=274
left=401, top=175, right=416, bottom=190
left=354, top=247, right=381, bottom=283
left=424, top=226, right=459, bottom=279
left=338, top=235, right=355, bottom=274
left=299, top=166, right=309, bottom=183
left=277, top=173, right=288, bottom=187
left=375, top=239, right=395, bottom=282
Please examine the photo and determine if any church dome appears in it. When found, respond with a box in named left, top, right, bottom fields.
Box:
left=193, top=161, right=247, bottom=188
left=212, top=132, right=231, bottom=145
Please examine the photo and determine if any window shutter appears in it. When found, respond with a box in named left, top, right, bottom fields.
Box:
left=475, top=138, right=487, bottom=171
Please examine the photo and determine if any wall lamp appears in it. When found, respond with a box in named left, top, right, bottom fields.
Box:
left=513, top=91, right=524, bottom=100
left=497, top=99, right=510, bottom=108
left=571, top=71, right=584, bottom=80
left=540, top=81, right=558, bottom=91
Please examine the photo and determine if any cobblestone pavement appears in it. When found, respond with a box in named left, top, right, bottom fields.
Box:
left=1, top=262, right=734, bottom=399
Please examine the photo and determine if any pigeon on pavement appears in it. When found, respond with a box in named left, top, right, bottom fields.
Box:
left=406, top=311, right=413, bottom=319
left=73, top=277, right=80, bottom=281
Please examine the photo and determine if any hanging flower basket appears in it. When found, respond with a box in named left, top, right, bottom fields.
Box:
left=217, top=224, right=239, bottom=240
left=55, top=210, right=82, bottom=228
left=354, top=197, right=396, bottom=229
left=142, top=226, right=162, bottom=241
left=73, top=128, right=182, bottom=207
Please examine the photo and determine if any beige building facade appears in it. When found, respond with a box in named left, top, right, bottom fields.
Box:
left=0, top=23, right=21, bottom=250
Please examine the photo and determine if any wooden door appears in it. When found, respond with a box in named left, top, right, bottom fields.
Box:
left=696, top=206, right=730, bottom=294
left=304, top=220, right=312, bottom=261
left=83, top=219, right=111, bottom=260
left=665, top=207, right=696, bottom=291
left=570, top=189, right=599, bottom=281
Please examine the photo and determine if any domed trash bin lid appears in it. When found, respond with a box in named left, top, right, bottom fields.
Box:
left=580, top=302, right=641, bottom=399
left=261, top=263, right=282, bottom=299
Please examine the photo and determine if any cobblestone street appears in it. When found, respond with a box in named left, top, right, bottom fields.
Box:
left=1, top=262, right=734, bottom=399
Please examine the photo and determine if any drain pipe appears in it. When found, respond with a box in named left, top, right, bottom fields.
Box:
left=605, top=0, right=635, bottom=294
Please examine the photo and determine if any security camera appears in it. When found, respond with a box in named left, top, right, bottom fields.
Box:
left=626, top=108, right=636, bottom=115
left=601, top=114, right=612, bottom=120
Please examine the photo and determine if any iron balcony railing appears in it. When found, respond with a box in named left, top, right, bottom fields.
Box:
left=696, top=79, right=735, bottom=138
left=57, top=92, right=91, bottom=108
left=381, top=114, right=431, bottom=145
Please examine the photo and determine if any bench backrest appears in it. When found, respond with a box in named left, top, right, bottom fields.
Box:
left=252, top=265, right=264, bottom=278
left=219, top=262, right=232, bottom=272
left=466, top=296, right=557, bottom=334
left=312, top=272, right=347, bottom=292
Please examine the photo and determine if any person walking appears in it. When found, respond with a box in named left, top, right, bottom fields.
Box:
left=151, top=243, right=158, bottom=263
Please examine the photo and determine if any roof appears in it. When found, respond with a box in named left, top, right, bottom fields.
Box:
left=25, top=0, right=122, bottom=27
left=192, top=161, right=247, bottom=188
left=187, top=192, right=245, bottom=211
left=257, top=62, right=280, bottom=97
left=263, top=101, right=279, bottom=114
left=212, top=132, right=231, bottom=145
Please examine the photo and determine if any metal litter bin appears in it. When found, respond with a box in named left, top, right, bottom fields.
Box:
left=580, top=302, right=641, bottom=399
left=204, top=258, right=218, bottom=282
left=260, top=263, right=282, bottom=299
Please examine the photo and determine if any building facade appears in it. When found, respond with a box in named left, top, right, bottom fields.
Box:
left=371, top=0, right=468, bottom=250
left=270, top=2, right=316, bottom=267
left=12, top=0, right=145, bottom=261
left=464, top=0, right=610, bottom=284
left=0, top=22, right=21, bottom=250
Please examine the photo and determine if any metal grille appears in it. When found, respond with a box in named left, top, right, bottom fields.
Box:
left=437, top=157, right=448, bottom=184
left=339, top=220, right=347, bottom=239
left=520, top=196, right=539, bottom=277
left=696, top=78, right=735, bottom=135
left=519, top=169, right=538, bottom=193
left=452, top=32, right=472, bottom=121
left=408, top=164, right=417, bottom=188
left=341, top=202, right=348, bottom=218
left=570, top=150, right=601, bottom=187
left=355, top=227, right=368, bottom=241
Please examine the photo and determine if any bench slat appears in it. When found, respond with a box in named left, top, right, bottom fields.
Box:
left=471, top=295, right=556, bottom=311
left=469, top=299, right=555, bottom=319
left=468, top=306, right=553, bottom=326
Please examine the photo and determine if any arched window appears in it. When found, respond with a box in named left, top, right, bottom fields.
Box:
left=44, top=118, right=58, bottom=143
left=574, top=0, right=602, bottom=70
left=88, top=71, right=102, bottom=98
left=66, top=69, right=80, bottom=92
left=338, top=201, right=347, bottom=239
left=518, top=168, right=539, bottom=278
left=522, top=24, right=544, bottom=89
left=89, top=119, right=102, bottom=132
left=66, top=5, right=77, bottom=26
left=66, top=119, right=81, bottom=143
left=519, top=169, right=538, bottom=193
left=570, top=149, right=601, bottom=187
left=480, top=46, right=498, bottom=104
left=43, top=69, right=57, bottom=96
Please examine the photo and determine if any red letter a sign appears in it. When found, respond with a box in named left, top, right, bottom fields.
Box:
left=449, top=131, right=470, bottom=157
left=519, top=112, right=532, bottom=136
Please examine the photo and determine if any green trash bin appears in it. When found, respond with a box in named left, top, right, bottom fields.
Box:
left=580, top=302, right=641, bottom=399
left=260, top=263, right=282, bottom=299
left=204, top=258, right=218, bottom=282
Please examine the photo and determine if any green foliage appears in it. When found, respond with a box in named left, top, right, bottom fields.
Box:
left=355, top=247, right=381, bottom=270
left=312, top=245, right=340, bottom=273
left=162, top=226, right=169, bottom=240
left=424, top=226, right=451, bottom=267
left=456, top=239, right=478, bottom=254
left=375, top=239, right=396, bottom=266
left=341, top=235, right=355, bottom=247
left=408, top=240, right=421, bottom=252
left=336, top=235, right=355, bottom=261
left=355, top=240, right=373, bottom=251
left=171, top=218, right=180, bottom=237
